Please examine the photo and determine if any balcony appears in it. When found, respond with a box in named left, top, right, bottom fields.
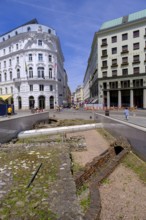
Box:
left=132, top=61, right=140, bottom=65
left=121, top=50, right=129, bottom=54
left=13, top=76, right=57, bottom=83
left=121, top=62, right=129, bottom=67
left=101, top=43, right=108, bottom=47
left=101, top=54, right=108, bottom=58
left=111, top=64, right=118, bottom=68
left=101, top=66, right=108, bottom=70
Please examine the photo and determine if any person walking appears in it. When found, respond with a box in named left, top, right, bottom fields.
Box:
left=124, top=107, right=129, bottom=121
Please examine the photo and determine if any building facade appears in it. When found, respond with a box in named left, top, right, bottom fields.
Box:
left=87, top=9, right=146, bottom=109
left=0, top=19, right=68, bottom=110
left=74, top=85, right=84, bottom=105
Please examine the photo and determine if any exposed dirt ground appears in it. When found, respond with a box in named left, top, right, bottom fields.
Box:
left=99, top=163, right=146, bottom=220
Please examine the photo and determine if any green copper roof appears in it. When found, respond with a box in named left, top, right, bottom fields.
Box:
left=128, top=9, right=146, bottom=22
left=100, top=9, right=146, bottom=30
left=100, top=17, right=123, bottom=30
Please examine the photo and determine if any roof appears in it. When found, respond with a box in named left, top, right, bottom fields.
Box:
left=100, top=9, right=146, bottom=30
left=0, top=19, right=38, bottom=37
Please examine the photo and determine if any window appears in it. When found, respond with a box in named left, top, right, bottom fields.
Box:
left=16, top=56, right=19, bottom=64
left=11, top=86, right=13, bottom=93
left=49, top=68, right=52, bottom=78
left=112, top=70, right=117, bottom=76
left=9, top=59, right=11, bottom=66
left=112, top=36, right=117, bottom=43
left=102, top=71, right=107, bottom=78
left=133, top=43, right=139, bottom=50
left=38, top=40, right=42, bottom=46
left=133, top=55, right=140, bottom=63
left=5, top=87, right=7, bottom=94
left=133, top=67, right=139, bottom=75
left=30, top=85, right=33, bottom=91
left=121, top=80, right=130, bottom=89
left=0, top=74, right=1, bottom=82
left=3, top=49, right=5, bottom=55
left=4, top=72, right=7, bottom=81
left=16, top=44, right=19, bottom=50
left=29, top=67, right=33, bottom=78
left=0, top=63, right=1, bottom=69
left=27, top=27, right=31, bottom=32
left=122, top=69, right=128, bottom=76
left=102, top=50, right=107, bottom=56
left=112, top=47, right=117, bottom=54
left=17, top=69, right=20, bottom=78
left=4, top=61, right=6, bottom=68
left=10, top=71, right=12, bottom=80
left=50, top=85, right=53, bottom=91
left=39, top=84, right=44, bottom=91
left=101, top=38, right=107, bottom=46
left=102, top=60, right=107, bottom=67
left=49, top=55, right=52, bottom=62
left=15, top=31, right=18, bottom=35
left=112, top=59, right=117, bottom=66
left=122, top=57, right=128, bottom=64
left=38, top=53, right=43, bottom=61
left=122, top=33, right=128, bottom=41
left=9, top=46, right=11, bottom=53
left=17, top=86, right=20, bottom=92
left=29, top=54, right=33, bottom=61
left=3, top=37, right=5, bottom=41
left=48, top=29, right=51, bottom=34
left=122, top=45, right=128, bottom=52
left=38, top=67, right=44, bottom=78
left=133, top=30, right=139, bottom=38
left=8, top=35, right=10, bottom=39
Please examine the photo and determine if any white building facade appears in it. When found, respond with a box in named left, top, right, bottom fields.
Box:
left=86, top=9, right=146, bottom=108
left=0, top=19, right=68, bottom=110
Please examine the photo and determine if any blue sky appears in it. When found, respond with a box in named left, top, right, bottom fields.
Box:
left=0, top=0, right=146, bottom=92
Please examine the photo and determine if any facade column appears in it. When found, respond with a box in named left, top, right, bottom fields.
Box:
left=107, top=91, right=110, bottom=109
left=118, top=90, right=121, bottom=108
left=130, top=89, right=134, bottom=108
left=143, top=89, right=146, bottom=108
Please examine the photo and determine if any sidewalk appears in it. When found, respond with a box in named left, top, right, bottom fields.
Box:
left=67, top=129, right=110, bottom=166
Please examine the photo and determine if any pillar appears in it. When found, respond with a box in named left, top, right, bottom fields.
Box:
left=130, top=89, right=134, bottom=108
left=107, top=91, right=110, bottom=109
left=143, top=89, right=146, bottom=108
left=118, top=90, right=121, bottom=108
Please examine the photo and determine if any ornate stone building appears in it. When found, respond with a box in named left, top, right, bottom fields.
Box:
left=85, top=9, right=146, bottom=108
left=0, top=19, right=68, bottom=110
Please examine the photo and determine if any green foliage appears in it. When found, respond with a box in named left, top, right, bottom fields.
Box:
left=80, top=196, right=90, bottom=212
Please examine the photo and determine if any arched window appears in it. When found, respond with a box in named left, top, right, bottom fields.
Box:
left=27, top=27, right=31, bottom=32
left=37, top=67, right=44, bottom=78
left=17, top=69, right=20, bottom=78
left=49, top=68, right=52, bottom=78
left=10, top=71, right=12, bottom=80
left=29, top=67, right=33, bottom=78
left=4, top=72, right=7, bottom=81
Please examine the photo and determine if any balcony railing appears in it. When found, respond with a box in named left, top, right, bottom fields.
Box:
left=101, top=66, right=108, bottom=69
left=101, top=43, right=108, bottom=47
left=121, top=62, right=129, bottom=66
left=111, top=64, right=118, bottom=68
left=132, top=61, right=140, bottom=65
left=13, top=76, right=57, bottom=82
left=121, top=50, right=129, bottom=54
left=101, top=54, right=108, bottom=58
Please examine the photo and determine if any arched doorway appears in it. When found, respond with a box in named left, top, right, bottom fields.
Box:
left=38, top=96, right=45, bottom=109
left=18, top=96, right=22, bottom=109
left=29, top=96, right=35, bottom=109
left=50, top=96, right=54, bottom=109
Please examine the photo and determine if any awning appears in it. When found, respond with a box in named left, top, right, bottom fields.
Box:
left=0, top=95, right=12, bottom=101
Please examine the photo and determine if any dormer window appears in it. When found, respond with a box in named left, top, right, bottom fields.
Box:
left=48, top=29, right=51, bottom=34
left=27, top=27, right=31, bottom=32
left=38, top=40, right=42, bottom=46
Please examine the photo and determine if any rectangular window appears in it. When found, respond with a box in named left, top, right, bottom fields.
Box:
left=133, top=43, right=139, bottom=50
left=133, top=67, right=139, bottom=75
left=3, top=49, right=5, bottom=55
left=39, top=84, right=44, bottom=91
left=122, top=45, right=128, bottom=52
left=11, top=86, right=13, bottom=93
left=16, top=56, right=19, bottom=64
left=122, top=69, right=128, bottom=76
left=30, top=85, right=33, bottom=91
left=4, top=61, right=6, bottom=68
left=50, top=85, right=53, bottom=91
left=133, top=30, right=139, bottom=38
left=9, top=46, right=11, bottom=53
left=133, top=55, right=140, bottom=62
left=16, top=44, right=19, bottom=50
left=38, top=54, right=43, bottom=61
left=112, top=59, right=117, bottom=65
left=29, top=54, right=33, bottom=61
left=49, top=55, right=52, bottom=62
left=112, top=70, right=117, bottom=77
left=9, top=59, right=11, bottom=66
left=102, top=71, right=107, bottom=78
left=102, top=60, right=107, bottom=67
left=102, top=50, right=107, bottom=56
left=122, top=33, right=128, bottom=41
left=112, top=36, right=117, bottom=43
left=112, top=47, right=117, bottom=54
left=38, top=40, right=42, bottom=46
left=101, top=38, right=107, bottom=46
left=17, top=86, right=20, bottom=92
left=122, top=57, right=128, bottom=64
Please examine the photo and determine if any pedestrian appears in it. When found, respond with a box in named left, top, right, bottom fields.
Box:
left=124, top=107, right=129, bottom=121
left=7, top=105, right=12, bottom=118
